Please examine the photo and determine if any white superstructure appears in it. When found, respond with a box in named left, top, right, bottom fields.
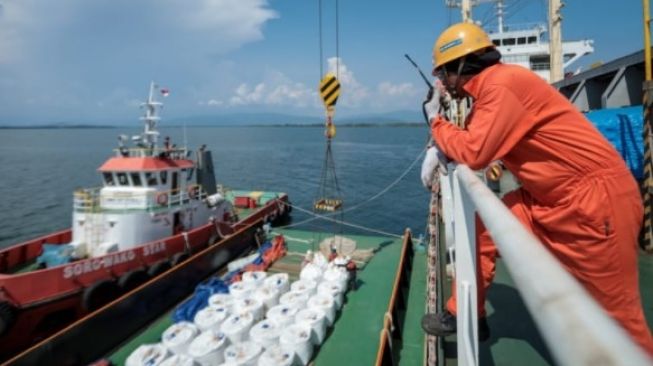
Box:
left=70, top=82, right=232, bottom=257
left=446, top=0, right=594, bottom=82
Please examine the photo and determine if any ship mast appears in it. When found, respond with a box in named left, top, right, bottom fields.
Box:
left=496, top=0, right=504, bottom=33
left=548, top=0, right=563, bottom=82
left=139, top=81, right=163, bottom=152
left=461, top=0, right=473, bottom=22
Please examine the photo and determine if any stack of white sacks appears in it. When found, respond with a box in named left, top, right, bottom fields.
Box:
left=126, top=252, right=350, bottom=366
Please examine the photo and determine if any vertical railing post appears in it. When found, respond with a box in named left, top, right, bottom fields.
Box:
left=452, top=167, right=479, bottom=366
left=441, top=165, right=455, bottom=252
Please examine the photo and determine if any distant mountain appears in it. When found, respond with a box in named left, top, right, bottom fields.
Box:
left=0, top=110, right=425, bottom=128
left=170, top=113, right=323, bottom=126
left=170, top=110, right=424, bottom=126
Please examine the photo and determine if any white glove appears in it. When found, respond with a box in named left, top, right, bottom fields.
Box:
left=421, top=145, right=448, bottom=189
left=422, top=80, right=450, bottom=123
left=422, top=87, right=441, bottom=123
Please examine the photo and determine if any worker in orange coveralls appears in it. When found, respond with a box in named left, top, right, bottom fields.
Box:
left=419, top=22, right=653, bottom=354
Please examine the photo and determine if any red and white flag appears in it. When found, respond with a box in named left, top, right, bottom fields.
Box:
left=160, top=88, right=170, bottom=97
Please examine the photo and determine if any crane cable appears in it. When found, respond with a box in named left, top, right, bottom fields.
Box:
left=315, top=0, right=343, bottom=213
left=276, top=142, right=428, bottom=240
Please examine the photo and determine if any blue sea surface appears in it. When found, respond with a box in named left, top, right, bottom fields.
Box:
left=0, top=126, right=431, bottom=248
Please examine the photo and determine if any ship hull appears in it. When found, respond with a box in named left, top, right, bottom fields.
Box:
left=5, top=219, right=263, bottom=366
left=0, top=193, right=289, bottom=361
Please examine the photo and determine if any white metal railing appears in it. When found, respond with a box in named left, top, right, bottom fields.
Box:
left=73, top=185, right=207, bottom=212
left=439, top=164, right=653, bottom=366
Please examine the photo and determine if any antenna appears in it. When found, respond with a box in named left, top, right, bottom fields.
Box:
left=183, top=121, right=188, bottom=152
left=404, top=54, right=434, bottom=90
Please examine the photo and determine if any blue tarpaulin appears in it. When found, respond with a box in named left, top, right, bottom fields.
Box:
left=36, top=244, right=74, bottom=268
left=172, top=239, right=274, bottom=323
left=172, top=277, right=230, bottom=323
left=584, top=106, right=643, bottom=180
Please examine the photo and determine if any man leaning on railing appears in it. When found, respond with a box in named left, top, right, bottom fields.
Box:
left=418, top=22, right=653, bottom=355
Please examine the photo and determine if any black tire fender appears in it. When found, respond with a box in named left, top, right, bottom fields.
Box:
left=171, top=252, right=189, bottom=266
left=208, top=233, right=220, bottom=246
left=0, top=302, right=16, bottom=336
left=82, top=279, right=120, bottom=312
left=117, top=269, right=150, bottom=292
left=147, top=260, right=171, bottom=277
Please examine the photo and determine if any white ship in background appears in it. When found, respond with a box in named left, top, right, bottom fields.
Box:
left=445, top=0, right=594, bottom=82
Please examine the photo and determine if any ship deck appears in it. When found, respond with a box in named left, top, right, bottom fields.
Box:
left=106, top=229, right=414, bottom=365
left=104, top=225, right=653, bottom=366
left=432, top=252, right=653, bottom=366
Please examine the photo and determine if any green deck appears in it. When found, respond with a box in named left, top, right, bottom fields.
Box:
left=431, top=172, right=653, bottom=365
left=101, top=220, right=653, bottom=366
left=437, top=251, right=653, bottom=366
left=107, top=229, right=409, bottom=365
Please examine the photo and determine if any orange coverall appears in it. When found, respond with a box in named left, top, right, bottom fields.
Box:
left=431, top=63, right=653, bottom=354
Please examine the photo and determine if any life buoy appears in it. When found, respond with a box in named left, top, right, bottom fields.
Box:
left=117, top=269, right=150, bottom=293
left=0, top=302, right=16, bottom=336
left=156, top=192, right=169, bottom=206
left=81, top=279, right=120, bottom=312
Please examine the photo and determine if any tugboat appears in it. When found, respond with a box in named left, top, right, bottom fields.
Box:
left=0, top=82, right=289, bottom=360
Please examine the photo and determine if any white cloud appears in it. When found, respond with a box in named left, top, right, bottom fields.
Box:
left=326, top=57, right=368, bottom=106
left=210, top=71, right=317, bottom=109
left=0, top=0, right=278, bottom=61
left=229, top=83, right=266, bottom=105
left=211, top=63, right=421, bottom=113
left=0, top=0, right=279, bottom=122
left=378, top=82, right=418, bottom=97
left=183, top=0, right=278, bottom=44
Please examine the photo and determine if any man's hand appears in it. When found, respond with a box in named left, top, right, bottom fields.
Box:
left=422, top=87, right=441, bottom=123
left=421, top=145, right=449, bottom=189
left=422, top=80, right=450, bottom=124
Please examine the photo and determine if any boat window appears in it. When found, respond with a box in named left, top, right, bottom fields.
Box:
left=160, top=171, right=168, bottom=185
left=117, top=172, right=129, bottom=186
left=145, top=172, right=158, bottom=186
left=172, top=171, right=179, bottom=193
left=503, top=38, right=515, bottom=46
left=131, top=172, right=142, bottom=187
left=492, top=40, right=500, bottom=46
left=187, top=168, right=194, bottom=181
left=103, top=172, right=115, bottom=186
left=517, top=37, right=526, bottom=45
left=528, top=36, right=536, bottom=44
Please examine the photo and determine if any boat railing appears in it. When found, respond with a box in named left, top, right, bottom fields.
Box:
left=488, top=22, right=546, bottom=35
left=530, top=62, right=551, bottom=71
left=439, top=164, right=652, bottom=366
left=374, top=229, right=415, bottom=366
left=112, top=147, right=190, bottom=160
left=73, top=184, right=208, bottom=213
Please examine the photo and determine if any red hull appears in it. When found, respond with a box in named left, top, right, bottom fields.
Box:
left=0, top=194, right=289, bottom=361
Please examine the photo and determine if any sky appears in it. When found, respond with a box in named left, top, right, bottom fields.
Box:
left=0, top=0, right=646, bottom=124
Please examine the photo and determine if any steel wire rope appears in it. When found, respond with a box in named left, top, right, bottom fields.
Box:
left=319, top=0, right=324, bottom=78
left=335, top=0, right=340, bottom=79
left=479, top=2, right=499, bottom=28
left=275, top=144, right=428, bottom=238
left=279, top=203, right=405, bottom=240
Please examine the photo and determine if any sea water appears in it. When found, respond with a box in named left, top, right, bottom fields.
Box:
left=0, top=126, right=429, bottom=248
